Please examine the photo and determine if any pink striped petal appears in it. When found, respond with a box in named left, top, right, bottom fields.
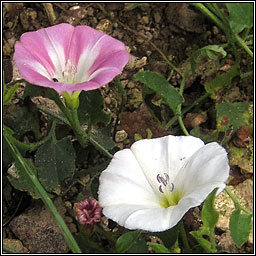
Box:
left=13, top=23, right=130, bottom=94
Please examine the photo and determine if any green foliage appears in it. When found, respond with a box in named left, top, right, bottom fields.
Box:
left=134, top=71, right=184, bottom=112
left=190, top=127, right=219, bottom=144
left=204, top=65, right=239, bottom=99
left=23, top=82, right=59, bottom=100
left=201, top=189, right=219, bottom=230
left=216, top=101, right=249, bottom=133
left=35, top=137, right=76, bottom=195
left=226, top=3, right=253, bottom=34
left=78, top=90, right=111, bottom=127
left=189, top=45, right=226, bottom=73
left=152, top=223, right=179, bottom=249
left=229, top=209, right=252, bottom=248
left=229, top=208, right=252, bottom=248
left=4, top=104, right=42, bottom=140
left=134, top=128, right=153, bottom=141
left=3, top=72, right=19, bottom=105
left=89, top=126, right=116, bottom=151
left=147, top=242, right=170, bottom=253
left=190, top=189, right=219, bottom=253
left=115, top=230, right=148, bottom=253
left=7, top=160, right=41, bottom=199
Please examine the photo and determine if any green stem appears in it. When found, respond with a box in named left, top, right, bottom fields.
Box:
left=176, top=71, right=190, bottom=136
left=165, top=93, right=209, bottom=129
left=178, top=220, right=191, bottom=252
left=3, top=129, right=82, bottom=253
left=234, top=34, right=253, bottom=58
left=36, top=103, right=69, bottom=125
left=191, top=3, right=253, bottom=58
left=225, top=187, right=252, bottom=215
left=89, top=136, right=113, bottom=159
left=191, top=3, right=225, bottom=31
left=3, top=121, right=56, bottom=152
left=70, top=108, right=89, bottom=148
left=50, top=92, right=113, bottom=158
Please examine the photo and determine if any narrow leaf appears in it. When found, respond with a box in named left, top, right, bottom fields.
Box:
left=135, top=71, right=184, bottom=112
left=3, top=83, right=19, bottom=105
left=201, top=188, right=219, bottom=230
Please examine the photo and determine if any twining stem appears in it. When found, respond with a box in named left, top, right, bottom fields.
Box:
left=3, top=129, right=82, bottom=253
left=176, top=70, right=190, bottom=136
left=3, top=121, right=56, bottom=152
left=225, top=187, right=252, bottom=215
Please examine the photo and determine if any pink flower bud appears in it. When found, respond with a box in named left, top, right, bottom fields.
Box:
left=74, top=198, right=102, bottom=228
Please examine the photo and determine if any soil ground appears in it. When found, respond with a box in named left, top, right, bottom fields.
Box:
left=3, top=3, right=253, bottom=254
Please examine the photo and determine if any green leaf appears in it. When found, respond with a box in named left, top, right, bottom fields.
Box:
left=3, top=83, right=19, bottom=105
left=89, top=126, right=116, bottom=151
left=152, top=223, right=179, bottom=249
left=134, top=71, right=184, bottom=112
left=147, top=242, right=170, bottom=253
left=35, top=137, right=76, bottom=194
left=201, top=188, right=219, bottom=230
left=78, top=90, right=111, bottom=126
left=7, top=160, right=41, bottom=199
left=189, top=189, right=219, bottom=253
left=23, top=82, right=59, bottom=100
left=204, top=65, right=239, bottom=99
left=226, top=3, right=253, bottom=34
left=190, top=231, right=214, bottom=252
left=116, top=230, right=143, bottom=253
left=229, top=209, right=252, bottom=248
left=190, top=127, right=219, bottom=143
left=190, top=45, right=226, bottom=73
left=216, top=101, right=249, bottom=133
left=4, top=104, right=42, bottom=140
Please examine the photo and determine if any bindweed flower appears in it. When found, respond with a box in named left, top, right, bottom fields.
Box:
left=74, top=197, right=102, bottom=230
left=98, top=135, right=230, bottom=232
left=13, top=23, right=130, bottom=107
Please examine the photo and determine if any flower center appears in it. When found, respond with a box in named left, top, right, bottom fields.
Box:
left=156, top=173, right=183, bottom=208
left=54, top=60, right=78, bottom=84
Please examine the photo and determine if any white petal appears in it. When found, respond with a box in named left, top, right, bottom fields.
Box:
left=174, top=142, right=230, bottom=196
left=130, top=135, right=205, bottom=195
left=98, top=149, right=159, bottom=208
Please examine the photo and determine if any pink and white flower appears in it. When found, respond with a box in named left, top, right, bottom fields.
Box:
left=98, top=135, right=230, bottom=232
left=14, top=23, right=130, bottom=94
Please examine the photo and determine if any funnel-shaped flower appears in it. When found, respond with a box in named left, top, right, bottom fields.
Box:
left=13, top=23, right=130, bottom=94
left=98, top=135, right=229, bottom=232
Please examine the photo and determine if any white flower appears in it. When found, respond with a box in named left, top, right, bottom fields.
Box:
left=98, top=135, right=230, bottom=232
